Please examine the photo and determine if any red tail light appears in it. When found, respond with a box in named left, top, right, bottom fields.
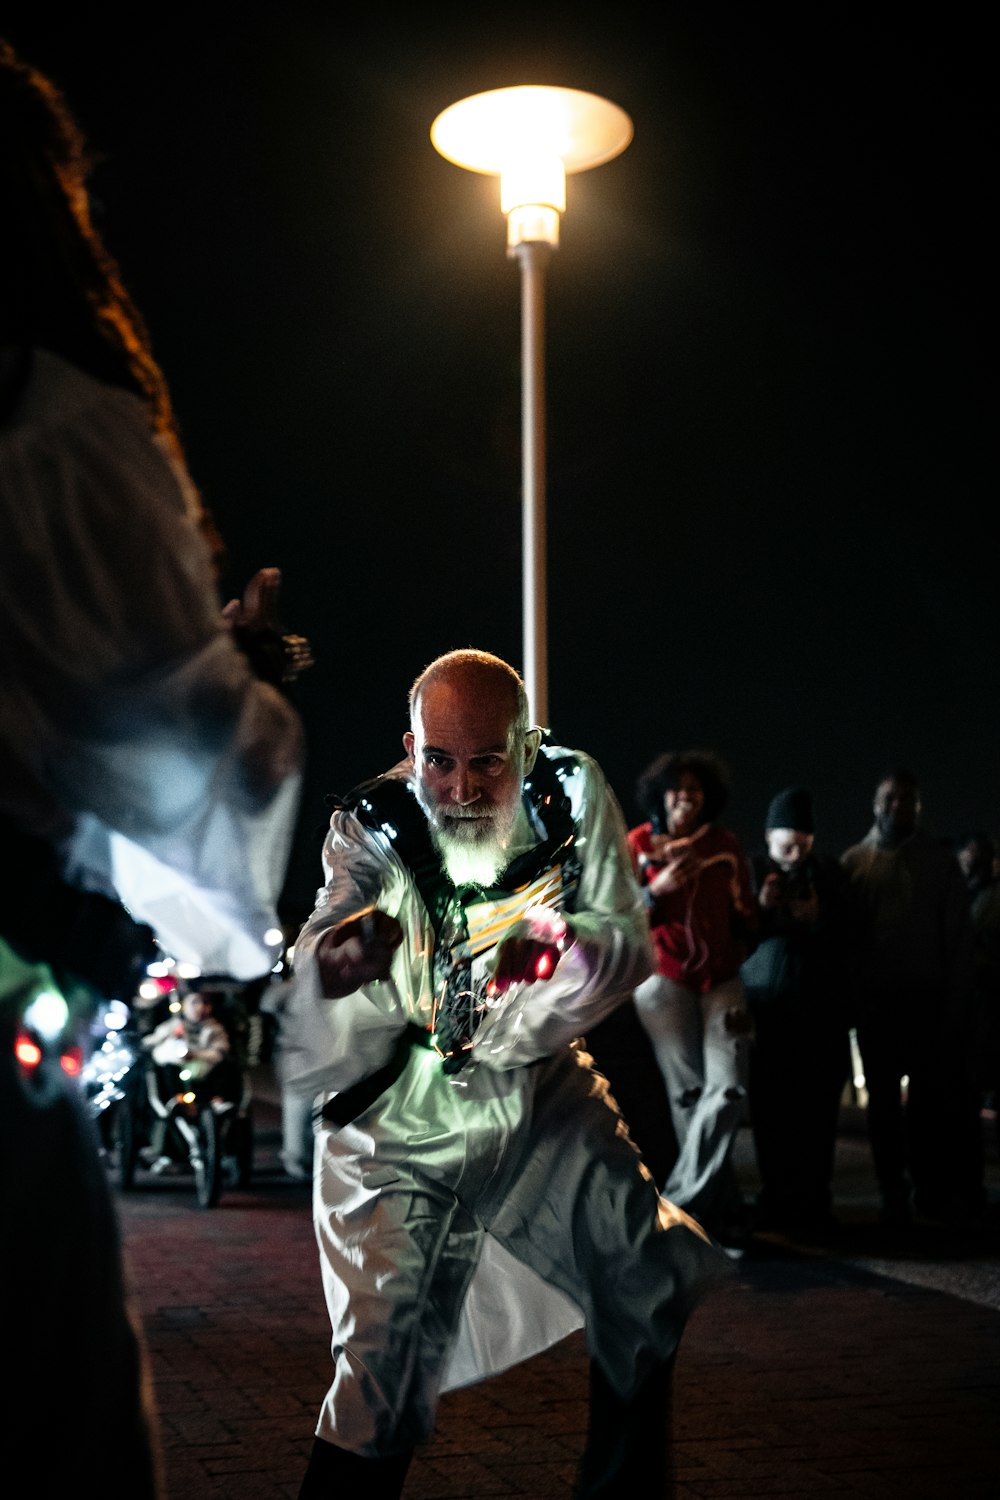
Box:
left=15, top=1032, right=43, bottom=1070
left=60, top=1047, right=84, bottom=1078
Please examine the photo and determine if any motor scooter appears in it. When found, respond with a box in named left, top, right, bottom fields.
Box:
left=117, top=996, right=255, bottom=1208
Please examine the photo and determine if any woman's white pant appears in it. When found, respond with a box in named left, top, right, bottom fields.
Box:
left=633, top=973, right=750, bottom=1226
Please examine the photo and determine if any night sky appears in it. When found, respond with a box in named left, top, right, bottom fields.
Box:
left=4, top=5, right=992, bottom=921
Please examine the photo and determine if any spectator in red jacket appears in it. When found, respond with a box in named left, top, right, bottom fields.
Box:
left=628, top=750, right=757, bottom=1246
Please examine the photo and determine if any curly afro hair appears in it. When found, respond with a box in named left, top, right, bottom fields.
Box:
left=635, top=749, right=732, bottom=827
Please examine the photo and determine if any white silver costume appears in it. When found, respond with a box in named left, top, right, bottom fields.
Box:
left=287, top=747, right=730, bottom=1457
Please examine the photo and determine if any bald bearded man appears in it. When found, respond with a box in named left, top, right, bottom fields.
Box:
left=285, top=649, right=730, bottom=1499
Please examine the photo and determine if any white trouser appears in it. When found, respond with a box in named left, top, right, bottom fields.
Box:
left=633, top=973, right=750, bottom=1226
left=311, top=1042, right=729, bottom=1454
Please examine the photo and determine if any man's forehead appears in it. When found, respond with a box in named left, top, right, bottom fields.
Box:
left=413, top=678, right=518, bottom=747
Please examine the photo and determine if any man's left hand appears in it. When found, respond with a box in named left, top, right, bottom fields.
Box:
left=490, top=909, right=570, bottom=994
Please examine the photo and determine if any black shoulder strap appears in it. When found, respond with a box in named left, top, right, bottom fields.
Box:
left=502, top=744, right=580, bottom=904
left=326, top=773, right=455, bottom=939
left=325, top=743, right=583, bottom=933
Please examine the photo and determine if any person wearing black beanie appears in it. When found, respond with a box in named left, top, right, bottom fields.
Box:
left=841, top=772, right=981, bottom=1227
left=740, top=788, right=857, bottom=1237
left=764, top=787, right=815, bottom=836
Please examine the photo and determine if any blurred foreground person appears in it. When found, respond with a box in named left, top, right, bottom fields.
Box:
left=628, top=751, right=757, bottom=1246
left=282, top=650, right=729, bottom=1500
left=0, top=39, right=304, bottom=1496
left=841, top=770, right=978, bottom=1227
left=740, top=787, right=856, bottom=1237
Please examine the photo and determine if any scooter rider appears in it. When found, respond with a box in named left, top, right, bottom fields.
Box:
left=141, top=987, right=230, bottom=1169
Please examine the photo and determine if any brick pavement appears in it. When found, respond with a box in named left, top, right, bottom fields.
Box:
left=115, top=1078, right=1000, bottom=1500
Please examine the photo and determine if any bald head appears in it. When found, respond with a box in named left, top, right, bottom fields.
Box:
left=403, top=650, right=540, bottom=885
left=408, top=649, right=529, bottom=739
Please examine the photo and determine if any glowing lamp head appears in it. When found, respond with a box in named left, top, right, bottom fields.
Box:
left=431, top=85, right=633, bottom=249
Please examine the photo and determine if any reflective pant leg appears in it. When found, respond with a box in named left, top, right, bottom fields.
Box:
left=487, top=1049, right=732, bottom=1398
left=313, top=1137, right=481, bottom=1455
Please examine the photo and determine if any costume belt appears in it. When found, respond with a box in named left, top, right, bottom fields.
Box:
left=317, top=1022, right=434, bottom=1129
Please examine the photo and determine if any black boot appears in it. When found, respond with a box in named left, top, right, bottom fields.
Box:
left=575, top=1353, right=676, bottom=1498
left=297, top=1436, right=413, bottom=1500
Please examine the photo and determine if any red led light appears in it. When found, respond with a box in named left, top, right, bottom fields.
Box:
left=60, top=1048, right=83, bottom=1078
left=15, top=1033, right=42, bottom=1069
left=534, top=951, right=554, bottom=980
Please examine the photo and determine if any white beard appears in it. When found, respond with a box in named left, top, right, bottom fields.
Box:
left=418, top=787, right=522, bottom=890
left=413, top=763, right=523, bottom=890
left=431, top=821, right=510, bottom=888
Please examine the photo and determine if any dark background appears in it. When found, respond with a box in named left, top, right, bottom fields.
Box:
left=3, top=4, right=992, bottom=922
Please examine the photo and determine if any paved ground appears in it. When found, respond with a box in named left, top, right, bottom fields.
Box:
left=114, top=1063, right=1000, bottom=1500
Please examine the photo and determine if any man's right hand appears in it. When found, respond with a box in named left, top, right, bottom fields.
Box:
left=314, top=906, right=403, bottom=998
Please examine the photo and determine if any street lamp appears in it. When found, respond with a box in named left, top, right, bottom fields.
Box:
left=431, top=85, right=633, bottom=727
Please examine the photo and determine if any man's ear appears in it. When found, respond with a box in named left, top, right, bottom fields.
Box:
left=403, top=731, right=415, bottom=760
left=523, top=728, right=542, bottom=775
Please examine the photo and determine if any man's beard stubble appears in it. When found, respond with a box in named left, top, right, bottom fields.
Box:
left=423, top=800, right=520, bottom=889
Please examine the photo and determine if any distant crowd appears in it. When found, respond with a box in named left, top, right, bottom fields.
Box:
left=591, top=753, right=999, bottom=1247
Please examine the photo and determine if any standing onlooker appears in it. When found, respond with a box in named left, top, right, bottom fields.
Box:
left=740, top=786, right=856, bottom=1237
left=628, top=750, right=757, bottom=1244
left=841, top=770, right=979, bottom=1227
left=956, top=831, right=1000, bottom=1165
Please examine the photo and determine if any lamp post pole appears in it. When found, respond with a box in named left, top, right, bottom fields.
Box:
left=431, top=86, right=632, bottom=728
left=517, top=239, right=549, bottom=726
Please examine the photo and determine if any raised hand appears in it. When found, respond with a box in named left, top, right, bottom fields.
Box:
left=315, top=906, right=404, bottom=999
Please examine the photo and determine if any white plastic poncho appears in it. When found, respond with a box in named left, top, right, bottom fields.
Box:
left=0, top=349, right=304, bottom=980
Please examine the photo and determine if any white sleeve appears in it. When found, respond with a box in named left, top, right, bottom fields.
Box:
left=275, top=811, right=428, bottom=1099
left=473, top=751, right=654, bottom=1068
left=60, top=630, right=303, bottom=980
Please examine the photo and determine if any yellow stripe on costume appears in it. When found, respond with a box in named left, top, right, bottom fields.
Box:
left=464, top=868, right=566, bottom=958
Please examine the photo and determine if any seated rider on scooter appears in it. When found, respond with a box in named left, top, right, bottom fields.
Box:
left=141, top=986, right=231, bottom=1170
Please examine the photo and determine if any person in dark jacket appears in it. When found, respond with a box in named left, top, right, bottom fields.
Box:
left=740, top=787, right=856, bottom=1237
left=841, top=769, right=978, bottom=1227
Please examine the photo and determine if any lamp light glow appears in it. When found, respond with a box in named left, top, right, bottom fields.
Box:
left=430, top=84, right=633, bottom=178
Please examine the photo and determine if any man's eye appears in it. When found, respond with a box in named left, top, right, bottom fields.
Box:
left=425, top=754, right=451, bottom=770
left=474, top=756, right=505, bottom=774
